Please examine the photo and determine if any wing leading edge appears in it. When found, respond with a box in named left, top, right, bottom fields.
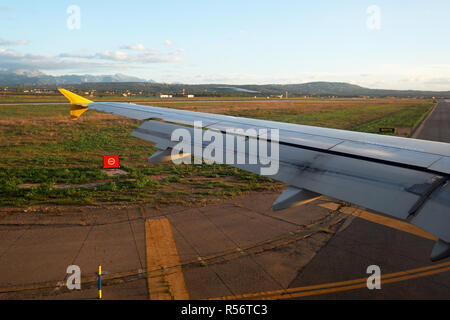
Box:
left=58, top=89, right=450, bottom=261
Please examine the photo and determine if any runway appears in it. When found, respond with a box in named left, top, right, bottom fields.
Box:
left=413, top=99, right=450, bottom=142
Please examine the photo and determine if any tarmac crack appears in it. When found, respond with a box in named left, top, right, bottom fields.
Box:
left=0, top=225, right=32, bottom=263
left=60, top=222, right=95, bottom=287
left=197, top=206, right=286, bottom=291
left=126, top=208, right=144, bottom=270
left=168, top=217, right=237, bottom=297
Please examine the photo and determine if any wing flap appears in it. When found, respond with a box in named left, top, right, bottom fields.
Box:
left=429, top=157, right=450, bottom=175
left=411, top=182, right=450, bottom=242
left=330, top=140, right=443, bottom=168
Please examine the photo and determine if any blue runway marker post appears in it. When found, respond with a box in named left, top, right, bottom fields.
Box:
left=98, top=265, right=102, bottom=299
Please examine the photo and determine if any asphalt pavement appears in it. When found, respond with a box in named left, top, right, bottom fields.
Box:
left=287, top=100, right=450, bottom=299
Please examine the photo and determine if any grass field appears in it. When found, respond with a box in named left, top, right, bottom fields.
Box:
left=0, top=98, right=434, bottom=207
left=147, top=98, right=432, bottom=133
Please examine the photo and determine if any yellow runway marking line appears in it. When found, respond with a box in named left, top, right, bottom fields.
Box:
left=264, top=265, right=450, bottom=300
left=318, top=202, right=341, bottom=211
left=319, top=202, right=437, bottom=241
left=340, top=206, right=437, bottom=241
left=210, top=261, right=450, bottom=300
left=145, top=218, right=189, bottom=300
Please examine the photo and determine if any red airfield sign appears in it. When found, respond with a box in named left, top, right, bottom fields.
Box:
left=103, top=155, right=120, bottom=169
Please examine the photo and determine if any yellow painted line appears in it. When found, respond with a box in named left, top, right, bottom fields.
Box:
left=338, top=206, right=437, bottom=241
left=264, top=266, right=450, bottom=300
left=318, top=202, right=436, bottom=241
left=210, top=261, right=450, bottom=300
left=145, top=218, right=189, bottom=300
left=318, top=202, right=341, bottom=211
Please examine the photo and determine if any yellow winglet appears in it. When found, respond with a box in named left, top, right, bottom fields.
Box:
left=58, top=88, right=93, bottom=120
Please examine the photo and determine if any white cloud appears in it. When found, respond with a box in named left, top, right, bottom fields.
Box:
left=59, top=44, right=184, bottom=64
left=0, top=38, right=28, bottom=46
left=59, top=46, right=184, bottom=64
left=121, top=43, right=146, bottom=51
left=95, top=50, right=182, bottom=63
left=423, top=77, right=450, bottom=86
left=0, top=46, right=178, bottom=76
left=97, top=50, right=130, bottom=61
left=164, top=40, right=174, bottom=46
left=58, top=52, right=91, bottom=58
left=0, top=48, right=126, bottom=71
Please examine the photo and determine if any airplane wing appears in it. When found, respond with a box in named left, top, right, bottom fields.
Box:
left=58, top=89, right=450, bottom=261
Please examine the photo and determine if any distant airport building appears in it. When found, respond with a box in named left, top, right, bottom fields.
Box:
left=187, top=94, right=195, bottom=98
left=160, top=94, right=173, bottom=98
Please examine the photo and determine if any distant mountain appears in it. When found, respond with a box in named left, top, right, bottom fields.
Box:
left=232, top=82, right=370, bottom=96
left=0, top=70, right=449, bottom=98
left=0, top=70, right=150, bottom=85
left=203, top=82, right=450, bottom=98
left=284, top=82, right=370, bottom=95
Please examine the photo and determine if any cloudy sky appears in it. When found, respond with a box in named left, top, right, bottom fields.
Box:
left=1, top=0, right=450, bottom=90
